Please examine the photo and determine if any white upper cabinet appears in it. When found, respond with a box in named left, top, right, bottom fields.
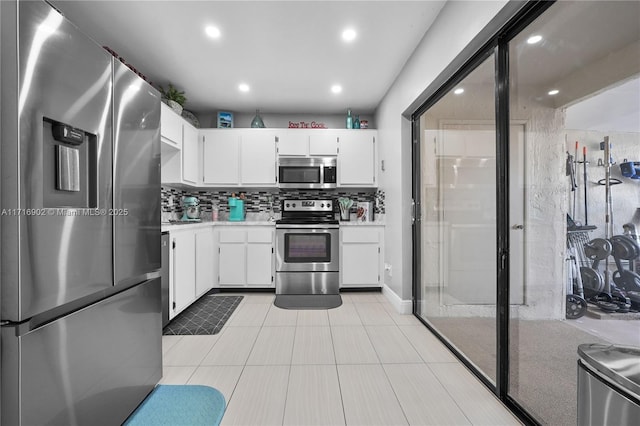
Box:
left=161, top=103, right=201, bottom=185
left=240, top=130, right=277, bottom=185
left=309, top=132, right=338, bottom=156
left=338, top=130, right=377, bottom=187
left=202, top=129, right=240, bottom=185
left=202, top=129, right=276, bottom=187
left=277, top=130, right=337, bottom=157
left=192, top=128, right=376, bottom=188
left=182, top=122, right=199, bottom=185
left=277, top=131, right=308, bottom=156
left=160, top=102, right=182, bottom=149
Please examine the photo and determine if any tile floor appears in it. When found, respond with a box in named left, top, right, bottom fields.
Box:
left=161, top=292, right=522, bottom=426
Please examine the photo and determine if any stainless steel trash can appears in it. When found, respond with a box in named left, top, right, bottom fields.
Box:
left=577, top=344, right=640, bottom=425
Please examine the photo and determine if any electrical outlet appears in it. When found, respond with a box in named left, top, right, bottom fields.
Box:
left=384, top=263, right=392, bottom=277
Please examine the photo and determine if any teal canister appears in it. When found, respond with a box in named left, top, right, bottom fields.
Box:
left=228, top=197, right=245, bottom=221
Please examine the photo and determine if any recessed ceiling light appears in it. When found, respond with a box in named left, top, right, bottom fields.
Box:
left=238, top=83, right=250, bottom=92
left=454, top=88, right=464, bottom=95
left=548, top=89, right=559, bottom=95
left=527, top=35, right=542, bottom=44
left=331, top=85, right=342, bottom=94
left=341, top=28, right=357, bottom=42
left=205, top=25, right=221, bottom=39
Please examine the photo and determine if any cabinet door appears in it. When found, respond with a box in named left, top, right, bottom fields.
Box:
left=195, top=228, right=214, bottom=297
left=182, top=122, right=199, bottom=184
left=247, top=228, right=274, bottom=287
left=341, top=243, right=380, bottom=286
left=202, top=130, right=240, bottom=184
left=309, top=132, right=338, bottom=156
left=172, top=231, right=196, bottom=314
left=277, top=131, right=308, bottom=156
left=160, top=102, right=182, bottom=148
left=218, top=243, right=246, bottom=285
left=241, top=130, right=277, bottom=185
left=338, top=131, right=376, bottom=186
left=247, top=244, right=273, bottom=286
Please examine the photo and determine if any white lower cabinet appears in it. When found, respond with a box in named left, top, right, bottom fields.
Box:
left=340, top=226, right=384, bottom=288
left=195, top=228, right=215, bottom=296
left=170, top=230, right=196, bottom=318
left=218, top=228, right=246, bottom=286
left=169, top=227, right=214, bottom=319
left=217, top=226, right=274, bottom=288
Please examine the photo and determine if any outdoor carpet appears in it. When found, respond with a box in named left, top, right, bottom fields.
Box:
left=163, top=295, right=243, bottom=335
left=123, top=385, right=225, bottom=426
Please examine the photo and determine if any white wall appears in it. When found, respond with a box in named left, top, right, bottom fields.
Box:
left=565, top=130, right=640, bottom=235
left=375, top=1, right=510, bottom=305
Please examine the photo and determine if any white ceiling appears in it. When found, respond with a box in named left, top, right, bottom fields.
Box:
left=566, top=76, right=640, bottom=133
left=50, top=0, right=447, bottom=115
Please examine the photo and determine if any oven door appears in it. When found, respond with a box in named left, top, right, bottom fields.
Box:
left=275, top=225, right=339, bottom=272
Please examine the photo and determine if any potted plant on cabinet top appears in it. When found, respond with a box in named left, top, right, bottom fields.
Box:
left=159, top=83, right=186, bottom=115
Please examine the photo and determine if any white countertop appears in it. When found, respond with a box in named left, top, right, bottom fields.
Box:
left=161, top=220, right=276, bottom=232
left=162, top=220, right=386, bottom=232
left=339, top=221, right=386, bottom=226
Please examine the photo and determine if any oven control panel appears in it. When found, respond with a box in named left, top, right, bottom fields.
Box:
left=282, top=199, right=333, bottom=212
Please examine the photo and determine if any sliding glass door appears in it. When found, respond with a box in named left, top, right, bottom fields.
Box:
left=414, top=54, right=499, bottom=386
left=507, top=1, right=640, bottom=424
left=412, top=1, right=640, bottom=424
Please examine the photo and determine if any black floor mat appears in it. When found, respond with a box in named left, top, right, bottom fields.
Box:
left=163, top=295, right=243, bottom=335
left=274, top=294, right=342, bottom=309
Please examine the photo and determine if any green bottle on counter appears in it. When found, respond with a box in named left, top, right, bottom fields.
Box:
left=346, top=108, right=353, bottom=129
left=354, top=115, right=360, bottom=129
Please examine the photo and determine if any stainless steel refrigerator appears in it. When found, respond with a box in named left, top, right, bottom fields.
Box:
left=1, top=1, right=162, bottom=424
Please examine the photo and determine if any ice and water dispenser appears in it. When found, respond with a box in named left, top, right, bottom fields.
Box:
left=43, top=118, right=97, bottom=208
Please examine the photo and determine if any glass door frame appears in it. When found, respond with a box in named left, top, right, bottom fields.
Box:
left=410, top=1, right=554, bottom=425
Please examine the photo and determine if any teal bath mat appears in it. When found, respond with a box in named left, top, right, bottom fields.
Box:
left=124, top=385, right=225, bottom=425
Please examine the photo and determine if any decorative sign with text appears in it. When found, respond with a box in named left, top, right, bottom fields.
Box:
left=288, top=121, right=327, bottom=129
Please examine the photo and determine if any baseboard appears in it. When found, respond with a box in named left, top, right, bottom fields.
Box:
left=382, top=284, right=412, bottom=314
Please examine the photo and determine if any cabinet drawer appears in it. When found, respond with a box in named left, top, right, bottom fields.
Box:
left=247, top=228, right=273, bottom=243
left=341, top=227, right=380, bottom=243
left=218, top=229, right=246, bottom=243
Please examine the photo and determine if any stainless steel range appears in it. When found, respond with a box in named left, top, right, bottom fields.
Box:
left=274, top=199, right=342, bottom=308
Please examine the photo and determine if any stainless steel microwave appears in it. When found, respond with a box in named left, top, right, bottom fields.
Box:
left=278, top=157, right=337, bottom=189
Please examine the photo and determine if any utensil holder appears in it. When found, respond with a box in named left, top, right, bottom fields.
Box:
left=339, top=209, right=350, bottom=221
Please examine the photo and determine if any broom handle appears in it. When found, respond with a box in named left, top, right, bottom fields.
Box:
left=583, top=146, right=588, bottom=226
left=573, top=141, right=578, bottom=219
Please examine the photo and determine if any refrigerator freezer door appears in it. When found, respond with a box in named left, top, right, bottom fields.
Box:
left=1, top=1, right=114, bottom=322
left=1, top=278, right=162, bottom=426
left=112, top=60, right=162, bottom=286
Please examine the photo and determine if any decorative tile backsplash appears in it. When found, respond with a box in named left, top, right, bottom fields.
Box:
left=162, top=186, right=385, bottom=217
